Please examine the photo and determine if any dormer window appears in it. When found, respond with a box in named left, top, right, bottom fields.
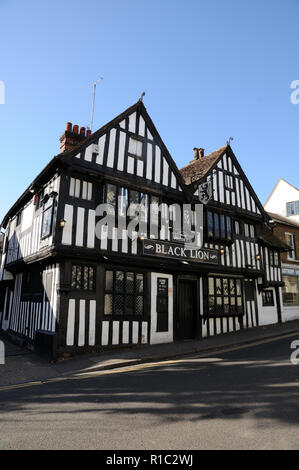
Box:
left=286, top=201, right=299, bottom=216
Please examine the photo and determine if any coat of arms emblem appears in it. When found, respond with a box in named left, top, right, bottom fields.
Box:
left=198, top=181, right=212, bottom=204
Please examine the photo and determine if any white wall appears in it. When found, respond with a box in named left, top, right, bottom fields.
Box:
left=265, top=179, right=299, bottom=224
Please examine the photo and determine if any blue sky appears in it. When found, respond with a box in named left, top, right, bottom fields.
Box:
left=0, top=0, right=298, bottom=223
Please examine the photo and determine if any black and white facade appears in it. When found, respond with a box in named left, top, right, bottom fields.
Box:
left=0, top=101, right=287, bottom=358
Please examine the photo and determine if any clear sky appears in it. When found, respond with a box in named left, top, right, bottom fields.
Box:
left=0, top=0, right=298, bottom=223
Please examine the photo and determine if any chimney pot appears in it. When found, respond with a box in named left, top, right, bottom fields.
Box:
left=199, top=148, right=205, bottom=158
left=65, top=122, right=72, bottom=132
left=86, top=129, right=91, bottom=137
left=80, top=126, right=86, bottom=136
left=73, top=125, right=79, bottom=134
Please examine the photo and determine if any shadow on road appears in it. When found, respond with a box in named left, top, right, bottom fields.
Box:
left=1, top=339, right=299, bottom=426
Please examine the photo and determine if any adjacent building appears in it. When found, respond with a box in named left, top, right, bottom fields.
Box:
left=0, top=100, right=287, bottom=358
left=265, top=179, right=299, bottom=322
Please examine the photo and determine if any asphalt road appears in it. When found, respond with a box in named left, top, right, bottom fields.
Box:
left=1, top=334, right=299, bottom=450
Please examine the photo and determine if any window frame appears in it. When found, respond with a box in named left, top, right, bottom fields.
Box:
left=286, top=232, right=296, bottom=260
left=71, top=264, right=96, bottom=292
left=286, top=201, right=299, bottom=217
left=207, top=276, right=244, bottom=318
left=40, top=196, right=54, bottom=239
left=104, top=269, right=145, bottom=317
left=206, top=210, right=233, bottom=242
left=262, top=289, right=275, bottom=307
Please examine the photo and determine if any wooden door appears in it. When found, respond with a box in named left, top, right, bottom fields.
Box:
left=176, top=280, right=197, bottom=340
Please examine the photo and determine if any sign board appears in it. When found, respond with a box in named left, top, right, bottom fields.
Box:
left=142, top=239, right=219, bottom=265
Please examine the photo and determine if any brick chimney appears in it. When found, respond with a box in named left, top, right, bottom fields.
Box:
left=59, top=122, right=90, bottom=153
left=193, top=147, right=205, bottom=160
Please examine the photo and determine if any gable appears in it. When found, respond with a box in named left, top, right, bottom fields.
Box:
left=193, top=148, right=264, bottom=216
left=72, top=102, right=185, bottom=194
left=264, top=179, right=299, bottom=218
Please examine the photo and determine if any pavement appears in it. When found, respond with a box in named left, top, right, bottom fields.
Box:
left=1, top=319, right=299, bottom=387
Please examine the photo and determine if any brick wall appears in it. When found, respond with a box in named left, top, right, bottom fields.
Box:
left=272, top=222, right=299, bottom=263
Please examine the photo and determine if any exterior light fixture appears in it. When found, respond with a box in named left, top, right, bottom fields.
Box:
left=139, top=236, right=145, bottom=240
left=220, top=248, right=225, bottom=255
left=181, top=261, right=189, bottom=265
left=256, top=254, right=261, bottom=261
left=59, top=219, right=66, bottom=228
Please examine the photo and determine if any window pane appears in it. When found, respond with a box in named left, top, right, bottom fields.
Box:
left=229, top=279, right=235, bottom=295
left=89, top=267, right=94, bottom=290
left=126, top=272, right=134, bottom=293
left=236, top=279, right=241, bottom=295
left=136, top=274, right=144, bottom=293
left=129, top=138, right=143, bottom=157
left=83, top=266, right=89, bottom=290
left=41, top=206, right=53, bottom=237
left=106, top=184, right=116, bottom=206
left=136, top=296, right=143, bottom=315
left=208, top=212, right=213, bottom=237
left=216, top=278, right=222, bottom=294
left=220, top=215, right=225, bottom=238
left=125, top=295, right=134, bottom=315
left=115, top=295, right=124, bottom=315
left=71, top=266, right=77, bottom=289
left=76, top=266, right=82, bottom=289
left=104, top=294, right=113, bottom=315
left=105, top=271, right=113, bottom=290
left=209, top=296, right=215, bottom=314
left=226, top=217, right=232, bottom=240
left=214, top=213, right=220, bottom=238
left=282, top=276, right=299, bottom=306
left=115, top=271, right=125, bottom=293
left=208, top=277, right=214, bottom=295
left=223, top=278, right=229, bottom=295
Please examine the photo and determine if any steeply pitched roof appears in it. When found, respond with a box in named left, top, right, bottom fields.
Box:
left=180, top=146, right=228, bottom=185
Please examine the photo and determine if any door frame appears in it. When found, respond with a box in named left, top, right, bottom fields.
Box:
left=175, top=277, right=200, bottom=341
left=150, top=273, right=173, bottom=345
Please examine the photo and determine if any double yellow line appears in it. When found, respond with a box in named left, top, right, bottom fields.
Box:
left=1, top=330, right=299, bottom=393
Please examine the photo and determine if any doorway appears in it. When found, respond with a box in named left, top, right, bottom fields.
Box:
left=176, top=280, right=197, bottom=340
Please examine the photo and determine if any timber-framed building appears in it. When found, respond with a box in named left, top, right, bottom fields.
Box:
left=0, top=100, right=287, bottom=358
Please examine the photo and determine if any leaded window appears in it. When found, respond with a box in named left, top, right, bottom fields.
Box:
left=71, top=265, right=95, bottom=291
left=104, top=270, right=144, bottom=316
left=208, top=276, right=243, bottom=316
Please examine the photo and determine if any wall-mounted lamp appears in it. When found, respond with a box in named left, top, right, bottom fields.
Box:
left=219, top=248, right=225, bottom=255
left=59, top=219, right=67, bottom=228
left=181, top=261, right=189, bottom=265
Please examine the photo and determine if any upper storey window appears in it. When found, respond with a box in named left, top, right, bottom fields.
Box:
left=224, top=174, right=235, bottom=191
left=41, top=195, right=54, bottom=238
left=128, top=137, right=143, bottom=159
left=286, top=233, right=296, bottom=260
left=207, top=211, right=232, bottom=242
left=286, top=201, right=299, bottom=216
